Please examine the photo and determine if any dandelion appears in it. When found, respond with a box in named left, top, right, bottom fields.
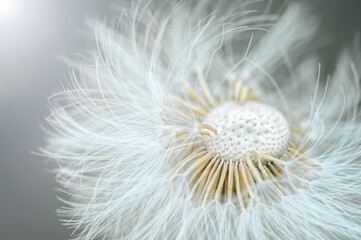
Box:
left=42, top=1, right=361, bottom=239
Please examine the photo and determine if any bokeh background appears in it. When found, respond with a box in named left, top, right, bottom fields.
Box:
left=0, top=0, right=360, bottom=239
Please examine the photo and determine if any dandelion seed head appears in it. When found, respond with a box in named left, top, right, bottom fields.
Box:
left=41, top=0, right=361, bottom=239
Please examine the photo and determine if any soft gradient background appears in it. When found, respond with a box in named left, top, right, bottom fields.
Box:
left=0, top=0, right=360, bottom=239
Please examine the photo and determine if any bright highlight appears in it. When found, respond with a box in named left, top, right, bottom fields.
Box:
left=0, top=0, right=16, bottom=18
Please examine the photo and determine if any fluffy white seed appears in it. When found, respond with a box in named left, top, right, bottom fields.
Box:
left=41, top=1, right=361, bottom=239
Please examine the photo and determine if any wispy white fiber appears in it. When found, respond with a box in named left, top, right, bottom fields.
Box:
left=42, top=0, right=361, bottom=239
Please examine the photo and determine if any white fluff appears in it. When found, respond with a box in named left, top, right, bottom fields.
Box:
left=42, top=1, right=361, bottom=239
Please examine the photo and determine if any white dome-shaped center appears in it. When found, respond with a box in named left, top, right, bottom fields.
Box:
left=201, top=101, right=289, bottom=161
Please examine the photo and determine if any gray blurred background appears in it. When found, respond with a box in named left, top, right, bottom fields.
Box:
left=0, top=0, right=360, bottom=239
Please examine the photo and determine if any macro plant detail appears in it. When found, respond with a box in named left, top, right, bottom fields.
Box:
left=42, top=0, right=361, bottom=239
left=166, top=71, right=321, bottom=211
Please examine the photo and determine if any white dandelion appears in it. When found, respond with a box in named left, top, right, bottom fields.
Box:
left=42, top=0, right=361, bottom=239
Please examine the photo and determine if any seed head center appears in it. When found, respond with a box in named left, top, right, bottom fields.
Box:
left=201, top=101, right=290, bottom=161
